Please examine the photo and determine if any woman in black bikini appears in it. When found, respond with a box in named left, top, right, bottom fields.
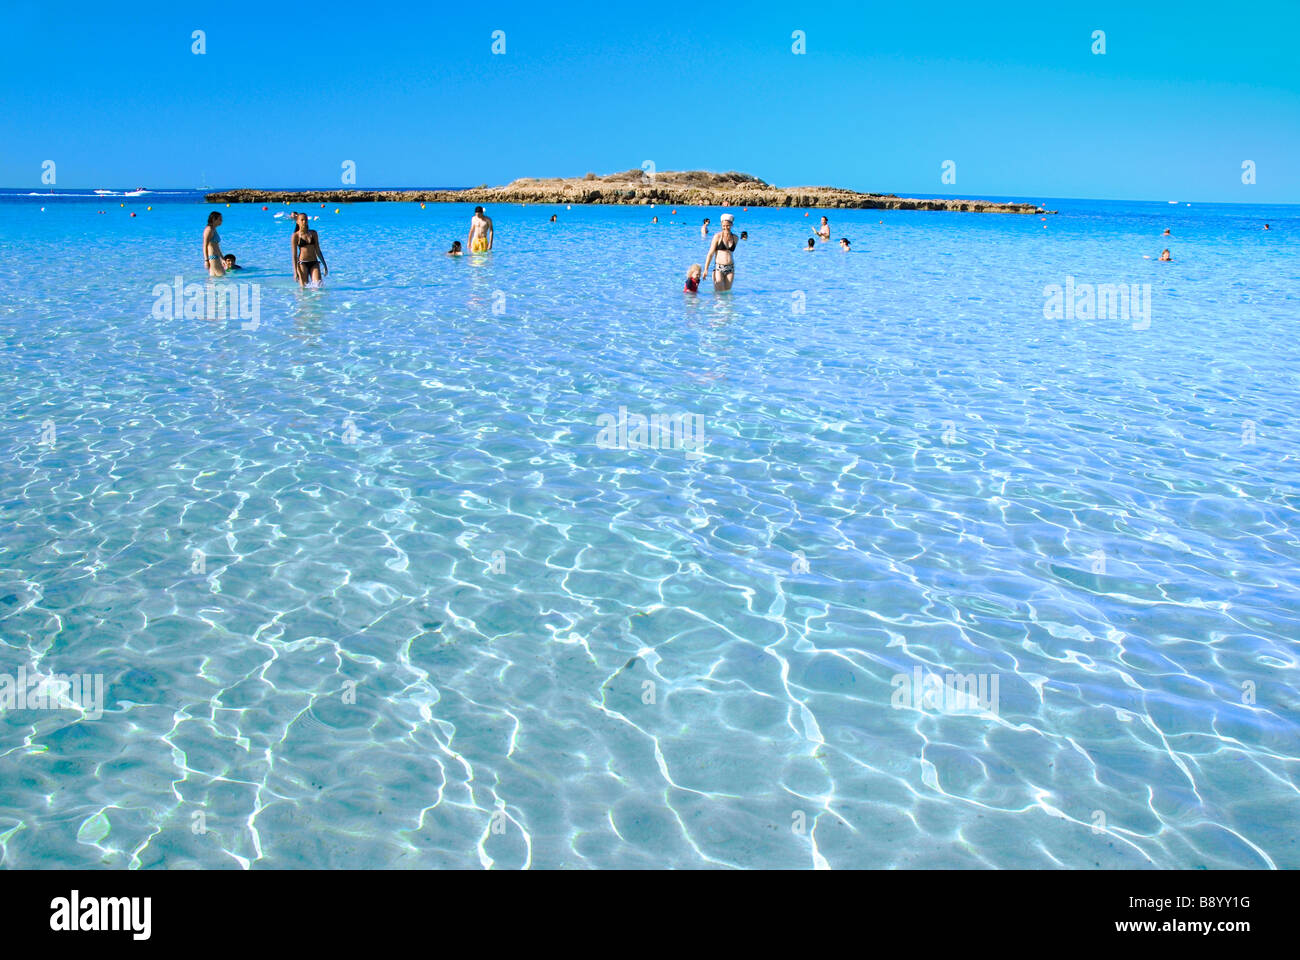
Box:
left=703, top=213, right=738, bottom=291
left=291, top=212, right=328, bottom=287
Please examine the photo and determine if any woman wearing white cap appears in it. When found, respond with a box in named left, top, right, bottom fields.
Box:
left=704, top=213, right=738, bottom=291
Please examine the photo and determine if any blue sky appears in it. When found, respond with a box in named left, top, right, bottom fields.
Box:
left=3, top=0, right=1297, bottom=201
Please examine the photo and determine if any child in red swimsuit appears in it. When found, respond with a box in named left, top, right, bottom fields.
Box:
left=684, top=264, right=702, bottom=293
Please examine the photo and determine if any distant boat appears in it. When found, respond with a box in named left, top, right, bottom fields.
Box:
left=94, top=189, right=116, bottom=195
left=124, top=188, right=149, bottom=197
left=1167, top=200, right=1179, bottom=204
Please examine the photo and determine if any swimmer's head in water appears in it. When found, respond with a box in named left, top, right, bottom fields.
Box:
left=740, top=231, right=747, bottom=239
left=223, top=254, right=236, bottom=265
left=807, top=238, right=815, bottom=249
left=449, top=240, right=462, bottom=253
left=840, top=238, right=850, bottom=248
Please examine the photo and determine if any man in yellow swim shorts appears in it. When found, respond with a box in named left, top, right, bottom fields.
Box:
left=468, top=205, right=494, bottom=252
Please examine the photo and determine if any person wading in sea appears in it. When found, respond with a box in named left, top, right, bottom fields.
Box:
left=468, top=206, right=494, bottom=252
left=704, top=213, right=739, bottom=291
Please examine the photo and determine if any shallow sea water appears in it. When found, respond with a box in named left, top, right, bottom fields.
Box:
left=0, top=194, right=1297, bottom=868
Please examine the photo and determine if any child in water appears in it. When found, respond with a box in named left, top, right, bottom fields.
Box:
left=222, top=254, right=243, bottom=271
left=448, top=241, right=463, bottom=256
left=684, top=264, right=702, bottom=293
left=1159, top=249, right=1172, bottom=261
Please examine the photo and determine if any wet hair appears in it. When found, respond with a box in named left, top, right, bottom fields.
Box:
left=449, top=240, right=462, bottom=252
left=840, top=237, right=849, bottom=243
left=740, top=231, right=747, bottom=239
left=223, top=254, right=236, bottom=263
left=807, top=238, right=815, bottom=248
left=207, top=211, right=222, bottom=226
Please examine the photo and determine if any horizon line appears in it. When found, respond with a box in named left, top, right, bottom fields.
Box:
left=4, top=186, right=1298, bottom=208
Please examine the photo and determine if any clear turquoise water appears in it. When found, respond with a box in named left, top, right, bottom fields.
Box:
left=1, top=192, right=1296, bottom=869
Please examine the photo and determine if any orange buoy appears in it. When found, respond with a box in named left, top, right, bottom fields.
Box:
left=262, top=205, right=268, bottom=210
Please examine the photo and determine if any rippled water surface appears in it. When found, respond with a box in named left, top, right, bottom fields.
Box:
left=1, top=194, right=1297, bottom=869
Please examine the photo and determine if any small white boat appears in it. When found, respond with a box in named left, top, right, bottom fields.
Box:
left=124, top=188, right=149, bottom=197
left=94, top=189, right=116, bottom=195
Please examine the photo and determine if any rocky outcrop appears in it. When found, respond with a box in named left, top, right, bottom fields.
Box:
left=207, top=170, right=1054, bottom=214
